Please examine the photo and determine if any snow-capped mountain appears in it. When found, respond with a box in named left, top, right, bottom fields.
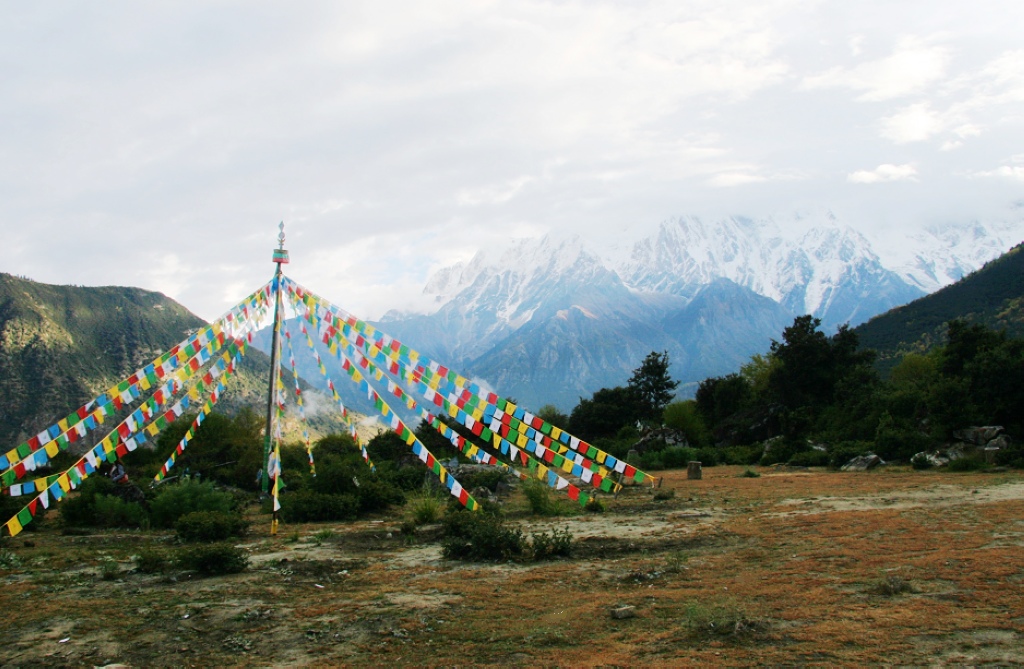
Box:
left=368, top=212, right=1024, bottom=411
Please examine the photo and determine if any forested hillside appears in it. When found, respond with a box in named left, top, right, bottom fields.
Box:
left=0, top=274, right=344, bottom=448
left=0, top=274, right=206, bottom=444
left=855, top=242, right=1024, bottom=372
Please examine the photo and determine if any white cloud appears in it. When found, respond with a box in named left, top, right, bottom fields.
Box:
left=848, top=164, right=918, bottom=184
left=802, top=36, right=950, bottom=101
left=972, top=165, right=1024, bottom=182
left=2, top=2, right=1024, bottom=319
left=879, top=103, right=947, bottom=143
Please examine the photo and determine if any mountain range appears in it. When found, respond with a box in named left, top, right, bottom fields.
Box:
left=373, top=213, right=1024, bottom=410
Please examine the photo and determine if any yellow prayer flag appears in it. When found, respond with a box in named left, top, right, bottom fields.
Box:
left=57, top=474, right=71, bottom=493
left=561, top=458, right=574, bottom=474
left=6, top=517, right=23, bottom=537
left=45, top=441, right=60, bottom=458
left=58, top=418, right=69, bottom=433
left=551, top=427, right=563, bottom=440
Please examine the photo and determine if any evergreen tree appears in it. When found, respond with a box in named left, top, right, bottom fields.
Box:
left=627, top=350, right=680, bottom=422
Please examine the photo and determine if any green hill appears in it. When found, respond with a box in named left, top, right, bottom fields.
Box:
left=0, top=273, right=349, bottom=450
left=855, top=242, right=1024, bottom=371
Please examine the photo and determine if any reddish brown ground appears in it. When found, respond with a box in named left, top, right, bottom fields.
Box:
left=1, top=465, right=1022, bottom=667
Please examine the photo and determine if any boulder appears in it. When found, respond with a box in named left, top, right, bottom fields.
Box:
left=912, top=451, right=949, bottom=468
left=841, top=454, right=885, bottom=472
left=952, top=426, right=1004, bottom=446
left=610, top=605, right=636, bottom=620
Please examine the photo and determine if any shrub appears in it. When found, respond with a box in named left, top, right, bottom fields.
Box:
left=531, top=528, right=573, bottom=560
left=150, top=481, right=236, bottom=529
left=135, top=549, right=170, bottom=574
left=584, top=496, right=606, bottom=513
left=719, top=443, right=763, bottom=466
left=410, top=494, right=445, bottom=525
left=788, top=449, right=829, bottom=467
left=441, top=510, right=525, bottom=561
left=760, top=438, right=809, bottom=466
left=99, top=558, right=120, bottom=581
left=458, top=469, right=508, bottom=492
left=660, top=447, right=698, bottom=469
left=522, top=478, right=557, bottom=516
left=872, top=575, right=915, bottom=596
left=653, top=488, right=675, bottom=500
left=694, top=447, right=720, bottom=467
left=947, top=456, right=986, bottom=472
left=92, top=494, right=149, bottom=529
left=175, top=511, right=247, bottom=543
left=739, top=468, right=761, bottom=478
left=827, top=441, right=874, bottom=469
left=60, top=476, right=117, bottom=527
left=176, top=543, right=249, bottom=575
left=356, top=479, right=406, bottom=514
left=279, top=491, right=358, bottom=523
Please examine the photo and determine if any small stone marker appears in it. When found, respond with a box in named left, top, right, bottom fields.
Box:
left=610, top=605, right=636, bottom=620
left=687, top=461, right=703, bottom=480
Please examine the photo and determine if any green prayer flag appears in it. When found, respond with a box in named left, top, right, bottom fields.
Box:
left=17, top=507, right=33, bottom=525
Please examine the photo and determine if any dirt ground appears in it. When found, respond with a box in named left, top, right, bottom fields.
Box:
left=1, top=465, right=1023, bottom=668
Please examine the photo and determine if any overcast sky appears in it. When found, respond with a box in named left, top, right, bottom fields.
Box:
left=3, top=1, right=1023, bottom=321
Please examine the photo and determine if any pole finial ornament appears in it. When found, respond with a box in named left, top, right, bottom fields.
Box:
left=272, top=222, right=290, bottom=265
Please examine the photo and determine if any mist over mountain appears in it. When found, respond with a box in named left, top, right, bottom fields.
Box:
left=374, top=212, right=1024, bottom=410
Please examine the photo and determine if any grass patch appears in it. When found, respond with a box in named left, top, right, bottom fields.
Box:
left=871, top=574, right=915, bottom=597
left=682, top=600, right=767, bottom=639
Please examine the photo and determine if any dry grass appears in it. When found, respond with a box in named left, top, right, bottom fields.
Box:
left=1, top=466, right=1022, bottom=667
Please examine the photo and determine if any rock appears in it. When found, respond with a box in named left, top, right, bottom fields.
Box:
left=913, top=451, right=949, bottom=468
left=471, top=486, right=496, bottom=503
left=610, top=605, right=636, bottom=620
left=687, top=461, right=703, bottom=480
left=841, top=454, right=885, bottom=472
left=952, top=426, right=1004, bottom=446
left=630, top=428, right=688, bottom=454
left=986, top=434, right=1013, bottom=450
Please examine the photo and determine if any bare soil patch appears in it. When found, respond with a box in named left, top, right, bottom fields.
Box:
left=2, top=465, right=1023, bottom=667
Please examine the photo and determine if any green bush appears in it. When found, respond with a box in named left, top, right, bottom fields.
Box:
left=175, top=510, right=247, bottom=543
left=92, top=494, right=149, bottom=529
left=659, top=447, right=698, bottom=469
left=135, top=549, right=171, bottom=574
left=60, top=476, right=116, bottom=527
left=788, top=449, right=829, bottom=467
left=441, top=510, right=525, bottom=561
left=827, top=441, right=874, bottom=469
left=150, top=481, right=236, bottom=529
left=175, top=543, right=249, bottom=575
left=760, top=438, right=809, bottom=466
left=356, top=479, right=406, bottom=514
left=739, top=467, right=761, bottom=478
left=531, top=528, right=573, bottom=560
left=410, top=494, right=445, bottom=525
left=719, top=443, right=763, bottom=466
left=947, top=456, right=986, bottom=472
left=279, top=490, right=359, bottom=522
left=694, top=447, right=720, bottom=467
left=584, top=497, right=606, bottom=513
left=522, top=478, right=557, bottom=516
left=458, top=469, right=508, bottom=492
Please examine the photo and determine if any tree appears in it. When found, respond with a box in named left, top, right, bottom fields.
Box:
left=663, top=400, right=711, bottom=447
left=628, top=351, right=680, bottom=422
left=568, top=386, right=639, bottom=441
left=536, top=404, right=569, bottom=430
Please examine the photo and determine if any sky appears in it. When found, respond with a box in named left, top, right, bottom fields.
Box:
left=2, top=1, right=1023, bottom=322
